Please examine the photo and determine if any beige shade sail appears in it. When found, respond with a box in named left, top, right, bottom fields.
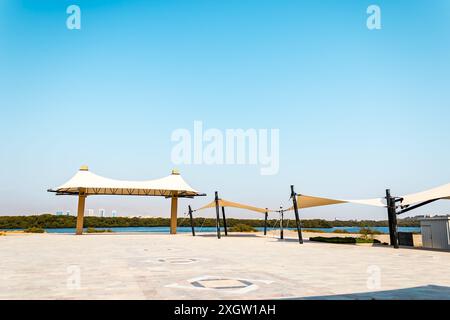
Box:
left=48, top=167, right=203, bottom=197
left=195, top=199, right=269, bottom=214
left=400, top=183, right=450, bottom=207
left=295, top=195, right=347, bottom=209
left=286, top=194, right=386, bottom=210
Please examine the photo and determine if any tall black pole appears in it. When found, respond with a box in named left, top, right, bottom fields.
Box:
left=214, top=191, right=221, bottom=239
left=386, top=189, right=394, bottom=245
left=280, top=206, right=284, bottom=240
left=222, top=206, right=228, bottom=236
left=291, top=185, right=304, bottom=244
left=264, top=209, right=268, bottom=236
left=386, top=189, right=399, bottom=249
left=188, top=205, right=195, bottom=237
left=392, top=206, right=399, bottom=249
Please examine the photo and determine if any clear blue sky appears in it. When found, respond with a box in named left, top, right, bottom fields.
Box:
left=1, top=0, right=449, bottom=219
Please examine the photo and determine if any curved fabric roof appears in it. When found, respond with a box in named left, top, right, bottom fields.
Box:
left=48, top=167, right=204, bottom=197
left=400, top=183, right=450, bottom=206
left=194, top=199, right=269, bottom=213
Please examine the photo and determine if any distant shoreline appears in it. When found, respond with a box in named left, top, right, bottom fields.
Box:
left=1, top=226, right=422, bottom=236
left=0, top=214, right=420, bottom=230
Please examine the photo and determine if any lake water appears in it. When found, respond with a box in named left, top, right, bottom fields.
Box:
left=3, top=226, right=421, bottom=234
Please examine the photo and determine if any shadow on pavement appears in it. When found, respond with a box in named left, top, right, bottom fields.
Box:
left=286, top=285, right=450, bottom=300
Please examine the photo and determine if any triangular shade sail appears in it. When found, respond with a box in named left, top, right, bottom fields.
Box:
left=400, top=183, right=450, bottom=206
left=286, top=194, right=386, bottom=210
left=296, top=195, right=346, bottom=208
left=49, top=167, right=203, bottom=197
left=195, top=199, right=268, bottom=213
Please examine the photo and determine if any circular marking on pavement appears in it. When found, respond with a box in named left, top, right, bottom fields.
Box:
left=153, top=257, right=201, bottom=265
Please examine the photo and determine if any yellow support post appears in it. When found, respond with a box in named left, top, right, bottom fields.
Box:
left=170, top=193, right=178, bottom=234
left=76, top=189, right=86, bottom=235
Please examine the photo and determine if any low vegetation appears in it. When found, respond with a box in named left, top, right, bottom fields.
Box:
left=229, top=224, right=257, bottom=232
left=309, top=236, right=381, bottom=244
left=359, top=227, right=383, bottom=236
left=332, top=229, right=350, bottom=234
left=86, top=228, right=113, bottom=233
left=23, top=227, right=45, bottom=233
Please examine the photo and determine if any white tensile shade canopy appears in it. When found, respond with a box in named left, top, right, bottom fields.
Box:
left=48, top=166, right=205, bottom=235
left=399, top=183, right=450, bottom=207
left=51, top=167, right=201, bottom=197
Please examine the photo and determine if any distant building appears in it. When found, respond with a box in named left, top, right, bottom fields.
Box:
left=87, top=209, right=94, bottom=217
left=99, top=209, right=106, bottom=218
left=66, top=210, right=71, bottom=216
left=111, top=210, right=117, bottom=218
left=56, top=211, right=64, bottom=216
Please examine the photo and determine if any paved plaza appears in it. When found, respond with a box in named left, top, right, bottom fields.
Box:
left=1, top=233, right=450, bottom=299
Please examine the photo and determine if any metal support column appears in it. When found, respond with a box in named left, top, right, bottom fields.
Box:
left=280, top=206, right=284, bottom=240
left=222, top=206, right=228, bottom=236
left=214, top=191, right=221, bottom=239
left=386, top=189, right=399, bottom=249
left=188, top=205, right=195, bottom=236
left=291, top=185, right=304, bottom=244
left=264, top=209, right=268, bottom=236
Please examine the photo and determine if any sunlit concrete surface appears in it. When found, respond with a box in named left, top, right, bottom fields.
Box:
left=1, top=232, right=450, bottom=300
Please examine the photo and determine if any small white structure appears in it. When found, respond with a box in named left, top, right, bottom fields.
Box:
left=420, top=217, right=450, bottom=250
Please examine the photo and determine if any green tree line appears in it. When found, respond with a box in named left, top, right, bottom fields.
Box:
left=0, top=214, right=420, bottom=229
